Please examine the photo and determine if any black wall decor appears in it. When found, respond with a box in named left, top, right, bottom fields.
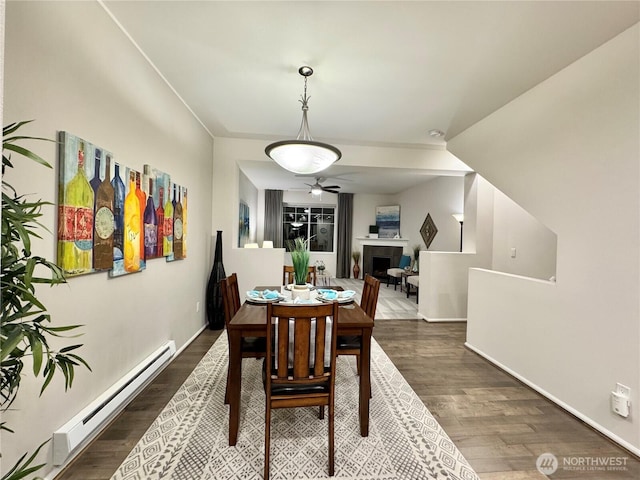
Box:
left=420, top=214, right=438, bottom=249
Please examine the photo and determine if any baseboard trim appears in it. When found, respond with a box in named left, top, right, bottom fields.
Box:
left=464, top=341, right=640, bottom=458
left=424, top=316, right=467, bottom=322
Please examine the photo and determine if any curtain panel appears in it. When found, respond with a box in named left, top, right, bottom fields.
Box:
left=264, top=189, right=284, bottom=248
left=336, top=193, right=353, bottom=278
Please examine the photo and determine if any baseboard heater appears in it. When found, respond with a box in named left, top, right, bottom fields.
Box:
left=52, top=340, right=176, bottom=466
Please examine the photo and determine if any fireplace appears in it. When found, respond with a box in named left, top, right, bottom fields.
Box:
left=363, top=245, right=403, bottom=280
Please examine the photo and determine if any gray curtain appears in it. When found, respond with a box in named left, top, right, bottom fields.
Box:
left=264, top=189, right=284, bottom=248
left=336, top=193, right=353, bottom=278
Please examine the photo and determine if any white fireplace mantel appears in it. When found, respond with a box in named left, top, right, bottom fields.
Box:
left=357, top=237, right=409, bottom=248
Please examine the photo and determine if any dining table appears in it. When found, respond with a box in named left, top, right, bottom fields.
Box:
left=226, top=285, right=374, bottom=446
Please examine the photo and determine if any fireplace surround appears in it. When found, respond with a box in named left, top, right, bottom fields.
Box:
left=363, top=245, right=403, bottom=279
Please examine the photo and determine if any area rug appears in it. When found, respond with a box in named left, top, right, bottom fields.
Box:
left=111, top=333, right=479, bottom=480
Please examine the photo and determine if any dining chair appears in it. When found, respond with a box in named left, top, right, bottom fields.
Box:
left=282, top=265, right=317, bottom=286
left=336, top=274, right=380, bottom=379
left=263, top=302, right=339, bottom=479
left=220, top=273, right=265, bottom=404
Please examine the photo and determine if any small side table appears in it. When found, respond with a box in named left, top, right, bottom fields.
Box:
left=317, top=270, right=331, bottom=286
left=401, top=271, right=417, bottom=293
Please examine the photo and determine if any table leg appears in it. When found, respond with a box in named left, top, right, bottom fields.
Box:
left=359, top=328, right=372, bottom=437
left=228, top=330, right=242, bottom=446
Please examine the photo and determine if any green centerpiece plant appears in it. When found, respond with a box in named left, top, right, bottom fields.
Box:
left=2, top=121, right=91, bottom=480
left=288, top=236, right=310, bottom=285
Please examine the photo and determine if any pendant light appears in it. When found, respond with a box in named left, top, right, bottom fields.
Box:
left=265, top=66, right=341, bottom=174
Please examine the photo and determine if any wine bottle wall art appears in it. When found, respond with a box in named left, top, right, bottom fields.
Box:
left=56, top=132, right=188, bottom=279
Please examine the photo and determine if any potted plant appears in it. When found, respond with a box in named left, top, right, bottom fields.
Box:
left=352, top=250, right=361, bottom=279
left=2, top=121, right=91, bottom=480
left=287, top=236, right=310, bottom=299
left=412, top=244, right=421, bottom=272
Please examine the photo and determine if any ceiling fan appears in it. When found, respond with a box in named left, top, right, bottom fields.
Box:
left=305, top=177, right=341, bottom=195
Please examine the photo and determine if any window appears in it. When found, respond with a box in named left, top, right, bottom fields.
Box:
left=283, top=205, right=335, bottom=252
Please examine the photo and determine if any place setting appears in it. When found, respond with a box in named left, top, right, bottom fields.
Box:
left=246, top=287, right=356, bottom=305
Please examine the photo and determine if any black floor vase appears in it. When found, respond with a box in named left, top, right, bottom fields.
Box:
left=206, top=230, right=226, bottom=330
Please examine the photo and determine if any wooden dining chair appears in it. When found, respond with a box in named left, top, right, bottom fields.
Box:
left=282, top=265, right=317, bottom=286
left=263, top=302, right=339, bottom=479
left=220, top=273, right=265, bottom=404
left=336, top=274, right=380, bottom=377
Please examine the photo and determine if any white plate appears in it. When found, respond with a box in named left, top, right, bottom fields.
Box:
left=284, top=283, right=316, bottom=291
left=316, top=291, right=355, bottom=304
left=245, top=291, right=285, bottom=303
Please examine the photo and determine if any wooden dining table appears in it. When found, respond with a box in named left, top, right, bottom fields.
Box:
left=226, top=287, right=374, bottom=446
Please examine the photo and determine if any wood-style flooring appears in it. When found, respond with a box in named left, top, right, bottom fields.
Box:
left=56, top=279, right=639, bottom=479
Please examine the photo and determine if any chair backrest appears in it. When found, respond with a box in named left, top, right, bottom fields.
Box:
left=307, top=265, right=317, bottom=286
left=282, top=265, right=295, bottom=286
left=360, top=274, right=381, bottom=319
left=282, top=265, right=317, bottom=286
left=220, top=273, right=241, bottom=328
left=398, top=255, right=412, bottom=269
left=265, top=302, right=338, bottom=386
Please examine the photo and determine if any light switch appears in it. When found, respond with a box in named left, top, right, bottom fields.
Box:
left=510, top=248, right=517, bottom=258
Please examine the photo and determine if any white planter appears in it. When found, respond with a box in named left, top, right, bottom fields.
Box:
left=291, top=284, right=310, bottom=300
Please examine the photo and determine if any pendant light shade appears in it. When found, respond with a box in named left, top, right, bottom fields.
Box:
left=265, top=66, right=341, bottom=174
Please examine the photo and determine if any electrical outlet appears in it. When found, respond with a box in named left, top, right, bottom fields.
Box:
left=616, top=383, right=631, bottom=398
left=196, top=301, right=201, bottom=313
left=510, top=247, right=517, bottom=258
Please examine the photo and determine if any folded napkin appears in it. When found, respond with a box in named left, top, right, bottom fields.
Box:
left=317, top=289, right=338, bottom=300
left=340, top=290, right=356, bottom=299
left=262, top=289, right=280, bottom=299
left=247, top=290, right=260, bottom=298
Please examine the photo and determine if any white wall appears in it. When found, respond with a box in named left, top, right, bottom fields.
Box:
left=396, top=176, right=463, bottom=252
left=491, top=189, right=557, bottom=280
left=3, top=1, right=214, bottom=474
left=449, top=24, right=640, bottom=453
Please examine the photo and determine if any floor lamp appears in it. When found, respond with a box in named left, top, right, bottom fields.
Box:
left=452, top=214, right=464, bottom=252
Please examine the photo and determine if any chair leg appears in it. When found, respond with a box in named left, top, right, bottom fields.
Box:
left=264, top=402, right=271, bottom=480
left=328, top=402, right=335, bottom=476
left=386, top=275, right=390, bottom=287
left=319, top=405, right=324, bottom=419
left=224, top=364, right=230, bottom=405
left=416, top=287, right=419, bottom=304
left=355, top=353, right=361, bottom=375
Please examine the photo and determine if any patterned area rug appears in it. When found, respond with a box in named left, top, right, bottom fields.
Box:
left=111, top=333, right=479, bottom=480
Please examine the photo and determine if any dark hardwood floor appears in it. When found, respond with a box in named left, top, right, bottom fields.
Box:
left=56, top=321, right=639, bottom=479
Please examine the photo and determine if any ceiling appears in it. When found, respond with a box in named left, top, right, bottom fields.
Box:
left=103, top=1, right=639, bottom=195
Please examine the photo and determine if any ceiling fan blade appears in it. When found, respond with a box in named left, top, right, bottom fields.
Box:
left=322, top=185, right=341, bottom=189
left=323, top=188, right=340, bottom=194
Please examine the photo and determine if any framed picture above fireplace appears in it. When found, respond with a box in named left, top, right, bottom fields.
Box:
left=375, top=205, right=400, bottom=238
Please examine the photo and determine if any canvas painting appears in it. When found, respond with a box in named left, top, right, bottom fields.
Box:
left=166, top=182, right=186, bottom=262
left=375, top=205, right=401, bottom=238
left=58, top=135, right=186, bottom=279
left=57, top=132, right=115, bottom=277
left=110, top=166, right=146, bottom=277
